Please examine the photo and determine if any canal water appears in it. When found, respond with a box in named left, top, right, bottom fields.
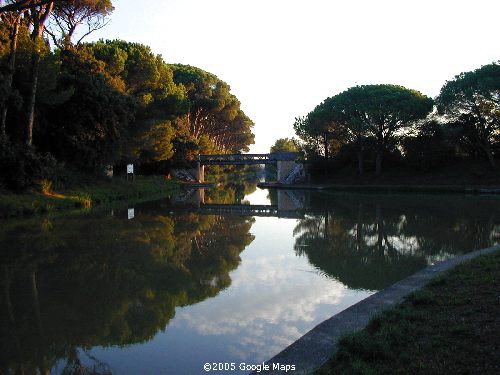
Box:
left=1, top=186, right=499, bottom=374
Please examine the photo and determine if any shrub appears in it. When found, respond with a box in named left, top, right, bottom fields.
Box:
left=0, top=141, right=63, bottom=191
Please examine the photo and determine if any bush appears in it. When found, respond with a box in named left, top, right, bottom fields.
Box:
left=0, top=141, right=63, bottom=191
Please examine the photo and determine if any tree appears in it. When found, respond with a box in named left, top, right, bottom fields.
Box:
left=86, top=40, right=186, bottom=165
left=25, top=0, right=54, bottom=146
left=294, top=96, right=368, bottom=176
left=170, top=64, right=254, bottom=154
left=1, top=1, right=114, bottom=146
left=331, top=85, right=433, bottom=175
left=40, top=47, right=136, bottom=171
left=270, top=137, right=298, bottom=153
left=46, top=0, right=114, bottom=49
left=0, top=0, right=53, bottom=14
left=436, top=62, right=500, bottom=169
left=0, top=7, right=22, bottom=138
left=293, top=109, right=340, bottom=162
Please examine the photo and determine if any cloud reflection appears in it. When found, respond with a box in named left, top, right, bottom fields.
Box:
left=172, top=252, right=351, bottom=361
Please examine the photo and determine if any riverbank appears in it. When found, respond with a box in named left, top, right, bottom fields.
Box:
left=0, top=176, right=179, bottom=218
left=255, top=245, right=499, bottom=374
left=317, top=250, right=500, bottom=374
left=259, top=160, right=499, bottom=192
left=258, top=182, right=500, bottom=194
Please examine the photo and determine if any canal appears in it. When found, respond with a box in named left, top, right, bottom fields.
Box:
left=1, top=186, right=499, bottom=374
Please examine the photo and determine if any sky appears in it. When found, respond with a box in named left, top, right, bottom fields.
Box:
left=87, top=0, right=500, bottom=153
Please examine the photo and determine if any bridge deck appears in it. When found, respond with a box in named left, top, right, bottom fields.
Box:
left=197, top=204, right=303, bottom=218
left=199, top=152, right=298, bottom=165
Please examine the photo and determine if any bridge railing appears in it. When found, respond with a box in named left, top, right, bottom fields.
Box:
left=199, top=152, right=299, bottom=165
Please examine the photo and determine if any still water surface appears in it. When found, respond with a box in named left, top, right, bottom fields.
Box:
left=1, top=187, right=499, bottom=374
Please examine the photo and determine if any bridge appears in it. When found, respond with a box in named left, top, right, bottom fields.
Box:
left=198, top=152, right=297, bottom=165
left=170, top=189, right=306, bottom=218
left=190, top=152, right=305, bottom=184
left=197, top=204, right=302, bottom=218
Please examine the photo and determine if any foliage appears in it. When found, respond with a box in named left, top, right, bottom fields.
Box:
left=293, top=193, right=500, bottom=290
left=327, top=85, right=433, bottom=175
left=0, top=205, right=254, bottom=371
left=1, top=0, right=255, bottom=191
left=0, top=28, right=255, bottom=189
left=170, top=64, right=255, bottom=156
left=46, top=0, right=115, bottom=48
left=295, top=84, right=438, bottom=176
left=38, top=47, right=136, bottom=171
left=401, top=120, right=456, bottom=170
left=436, top=62, right=500, bottom=168
left=0, top=140, right=62, bottom=190
left=270, top=137, right=299, bottom=153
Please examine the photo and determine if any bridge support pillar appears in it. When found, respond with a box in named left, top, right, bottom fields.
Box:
left=193, top=162, right=205, bottom=183
left=277, top=161, right=300, bottom=183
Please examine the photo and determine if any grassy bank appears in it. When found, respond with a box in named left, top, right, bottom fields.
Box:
left=0, top=176, right=179, bottom=218
left=317, top=251, right=500, bottom=374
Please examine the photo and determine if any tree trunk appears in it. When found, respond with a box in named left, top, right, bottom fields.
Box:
left=482, top=143, right=496, bottom=170
left=26, top=52, right=41, bottom=145
left=1, top=16, right=20, bottom=139
left=323, top=132, right=329, bottom=177
left=25, top=2, right=54, bottom=146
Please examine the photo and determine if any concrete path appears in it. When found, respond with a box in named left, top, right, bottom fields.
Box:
left=254, top=245, right=500, bottom=374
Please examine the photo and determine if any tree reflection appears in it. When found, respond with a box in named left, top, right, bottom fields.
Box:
left=0, top=209, right=254, bottom=373
left=294, top=194, right=500, bottom=291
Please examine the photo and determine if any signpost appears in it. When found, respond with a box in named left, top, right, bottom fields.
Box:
left=128, top=208, right=135, bottom=220
left=126, top=164, right=134, bottom=181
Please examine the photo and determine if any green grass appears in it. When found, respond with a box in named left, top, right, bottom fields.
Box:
left=0, top=175, right=179, bottom=218
left=316, top=251, right=500, bottom=374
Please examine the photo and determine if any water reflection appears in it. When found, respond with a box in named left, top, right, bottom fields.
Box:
left=0, top=188, right=499, bottom=374
left=0, top=207, right=254, bottom=373
left=292, top=193, right=500, bottom=290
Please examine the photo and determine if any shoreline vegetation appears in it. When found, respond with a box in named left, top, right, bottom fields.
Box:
left=316, top=250, right=500, bottom=374
left=0, top=175, right=179, bottom=218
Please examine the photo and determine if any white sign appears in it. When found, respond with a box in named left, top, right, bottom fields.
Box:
left=127, top=164, right=134, bottom=174
left=128, top=208, right=135, bottom=220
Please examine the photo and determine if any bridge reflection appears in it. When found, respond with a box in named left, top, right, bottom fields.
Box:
left=171, top=188, right=306, bottom=218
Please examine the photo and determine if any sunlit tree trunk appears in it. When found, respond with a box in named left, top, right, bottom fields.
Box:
left=1, top=14, right=20, bottom=139
left=26, top=2, right=54, bottom=146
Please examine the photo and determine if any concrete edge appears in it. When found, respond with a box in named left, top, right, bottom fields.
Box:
left=256, top=183, right=500, bottom=194
left=253, top=245, right=500, bottom=375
